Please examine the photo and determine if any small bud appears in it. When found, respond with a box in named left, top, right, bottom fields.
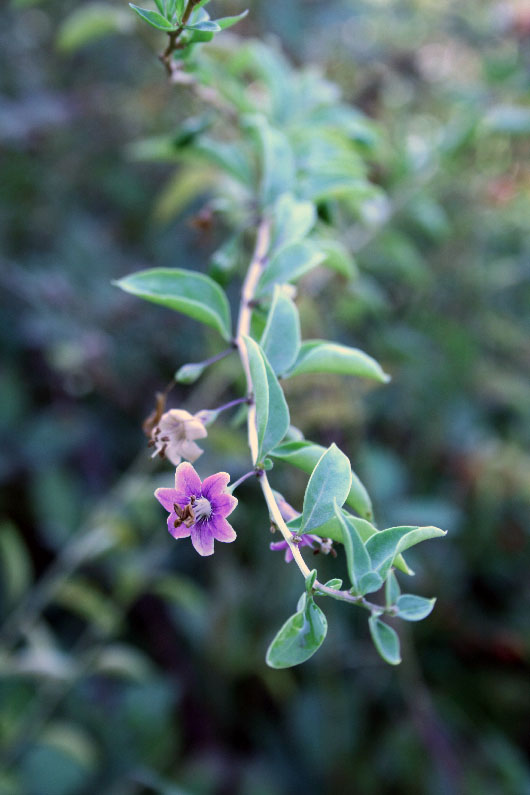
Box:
left=175, top=361, right=206, bottom=384
left=194, top=409, right=220, bottom=427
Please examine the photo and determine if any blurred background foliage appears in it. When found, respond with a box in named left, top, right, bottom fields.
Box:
left=1, top=0, right=529, bottom=793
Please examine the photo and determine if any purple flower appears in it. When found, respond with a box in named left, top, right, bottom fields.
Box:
left=270, top=534, right=321, bottom=563
left=155, top=462, right=237, bottom=556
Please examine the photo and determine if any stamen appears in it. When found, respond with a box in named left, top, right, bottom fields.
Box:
left=193, top=496, right=212, bottom=521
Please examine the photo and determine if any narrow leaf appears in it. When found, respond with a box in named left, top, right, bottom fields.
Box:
left=184, top=19, right=220, bottom=32
left=396, top=594, right=436, bottom=621
left=128, top=4, right=177, bottom=30
left=260, top=286, right=301, bottom=374
left=368, top=616, right=401, bottom=665
left=243, top=336, right=290, bottom=462
left=300, top=444, right=352, bottom=534
left=286, top=340, right=390, bottom=383
left=249, top=116, right=296, bottom=207
left=266, top=594, right=327, bottom=668
left=114, top=267, right=232, bottom=340
left=385, top=570, right=401, bottom=607
left=214, top=10, right=249, bottom=30
left=334, top=503, right=372, bottom=593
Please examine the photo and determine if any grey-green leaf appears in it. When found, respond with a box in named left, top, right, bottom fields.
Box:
left=368, top=616, right=401, bottom=665
left=260, top=286, right=301, bottom=374
left=269, top=440, right=373, bottom=519
left=300, top=444, right=352, bottom=534
left=266, top=594, right=327, bottom=669
left=114, top=267, right=232, bottom=340
left=334, top=504, right=372, bottom=593
left=271, top=193, right=316, bottom=252
left=248, top=116, right=296, bottom=207
left=366, top=525, right=446, bottom=580
left=396, top=594, right=436, bottom=621
left=385, top=570, right=401, bottom=606
left=286, top=340, right=390, bottom=383
left=129, top=3, right=177, bottom=30
left=214, top=10, right=248, bottom=29
left=184, top=19, right=220, bottom=32
left=258, top=241, right=325, bottom=293
left=243, top=336, right=290, bottom=463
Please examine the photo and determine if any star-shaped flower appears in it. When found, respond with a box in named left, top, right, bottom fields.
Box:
left=148, top=409, right=208, bottom=466
left=155, top=462, right=237, bottom=556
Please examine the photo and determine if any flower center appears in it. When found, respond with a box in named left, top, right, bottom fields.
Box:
left=193, top=496, right=212, bottom=521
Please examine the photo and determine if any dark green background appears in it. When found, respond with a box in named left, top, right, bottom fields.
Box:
left=1, top=1, right=529, bottom=793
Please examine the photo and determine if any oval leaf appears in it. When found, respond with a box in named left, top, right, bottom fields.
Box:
left=260, top=286, right=301, bottom=374
left=114, top=267, right=232, bottom=340
left=271, top=193, right=316, bottom=252
left=258, top=241, right=325, bottom=293
left=286, top=340, right=390, bottom=383
left=266, top=594, right=327, bottom=669
left=243, top=336, right=290, bottom=463
left=396, top=594, right=436, bottom=621
left=366, top=525, right=446, bottom=580
left=269, top=440, right=373, bottom=519
left=300, top=444, right=352, bottom=534
left=368, top=615, right=401, bottom=665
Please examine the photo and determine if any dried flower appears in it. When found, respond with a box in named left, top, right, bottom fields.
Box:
left=155, top=462, right=237, bottom=556
left=148, top=409, right=208, bottom=466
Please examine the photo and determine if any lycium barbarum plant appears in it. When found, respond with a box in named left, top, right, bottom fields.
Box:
left=116, top=0, right=446, bottom=668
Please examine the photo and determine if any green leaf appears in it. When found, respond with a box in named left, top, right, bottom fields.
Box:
left=57, top=3, right=133, bottom=52
left=366, top=525, right=446, bottom=580
left=396, top=594, right=436, bottom=621
left=359, top=571, right=383, bottom=594
left=191, top=138, right=254, bottom=185
left=248, top=116, right=296, bottom=207
left=271, top=193, right=316, bottom=251
left=385, top=570, right=401, bottom=607
left=300, top=444, right=352, bottom=534
left=153, top=0, right=165, bottom=15
left=315, top=237, right=358, bottom=279
left=349, top=516, right=413, bottom=576
left=175, top=361, right=206, bottom=384
left=260, top=286, right=301, bottom=374
left=54, top=577, right=121, bottom=635
left=258, top=241, right=325, bottom=293
left=114, top=268, right=232, bottom=340
left=286, top=340, right=390, bottom=383
left=214, top=10, right=248, bottom=29
left=266, top=593, right=327, bottom=668
left=269, top=440, right=373, bottom=520
left=184, top=19, right=220, bottom=32
left=368, top=616, right=401, bottom=665
left=243, top=336, right=290, bottom=463
left=334, top=504, right=372, bottom=593
left=0, top=521, right=33, bottom=605
left=128, top=4, right=177, bottom=30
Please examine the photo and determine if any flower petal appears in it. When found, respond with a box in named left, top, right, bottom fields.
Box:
left=167, top=514, right=192, bottom=539
left=212, top=493, right=238, bottom=518
left=155, top=487, right=179, bottom=512
left=209, top=516, right=236, bottom=543
left=190, top=523, right=215, bottom=556
left=179, top=439, right=204, bottom=463
left=187, top=418, right=208, bottom=440
left=173, top=462, right=202, bottom=502
left=201, top=471, right=230, bottom=500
